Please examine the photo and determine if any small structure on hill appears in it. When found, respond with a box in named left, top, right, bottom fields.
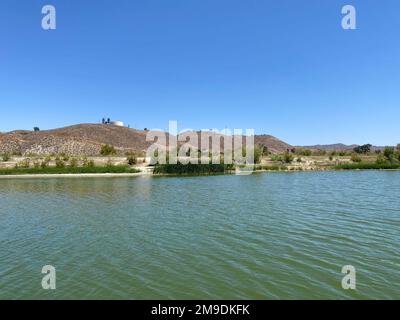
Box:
left=102, top=118, right=124, bottom=127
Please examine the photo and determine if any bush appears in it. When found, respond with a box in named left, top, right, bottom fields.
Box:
left=55, top=159, right=65, bottom=168
left=69, top=158, right=78, bottom=167
left=18, top=159, right=31, bottom=168
left=84, top=159, right=95, bottom=168
left=127, top=155, right=137, bottom=165
left=253, top=145, right=263, bottom=164
left=351, top=154, right=362, bottom=163
left=40, top=160, right=49, bottom=168
left=2, top=153, right=11, bottom=162
left=283, top=152, right=294, bottom=163
left=106, top=159, right=114, bottom=167
left=270, top=154, right=283, bottom=161
left=59, top=153, right=70, bottom=161
left=376, top=154, right=386, bottom=164
left=383, top=147, right=395, bottom=162
left=100, top=144, right=116, bottom=156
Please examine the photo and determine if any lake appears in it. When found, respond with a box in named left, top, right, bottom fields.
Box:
left=0, top=171, right=399, bottom=299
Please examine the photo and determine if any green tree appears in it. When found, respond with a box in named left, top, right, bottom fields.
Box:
left=353, top=144, right=372, bottom=154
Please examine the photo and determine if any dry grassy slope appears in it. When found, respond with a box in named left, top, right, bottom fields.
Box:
left=0, top=124, right=292, bottom=155
left=254, top=135, right=292, bottom=153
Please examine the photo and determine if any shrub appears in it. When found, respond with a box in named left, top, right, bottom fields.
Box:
left=100, top=144, right=116, bottom=156
left=69, top=158, right=78, bottom=167
left=18, top=159, right=31, bottom=168
left=254, top=145, right=263, bottom=164
left=351, top=154, right=362, bottom=163
left=106, top=159, right=114, bottom=167
left=283, top=152, right=294, bottom=163
left=55, top=159, right=65, bottom=168
left=383, top=146, right=395, bottom=162
left=376, top=154, right=386, bottom=164
left=127, top=155, right=137, bottom=165
left=84, top=159, right=95, bottom=168
left=61, top=153, right=70, bottom=161
left=40, top=160, right=49, bottom=168
left=270, top=154, right=283, bottom=161
left=2, top=153, right=11, bottom=162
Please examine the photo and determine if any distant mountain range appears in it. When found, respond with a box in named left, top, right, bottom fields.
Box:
left=0, top=123, right=386, bottom=155
left=300, top=144, right=385, bottom=151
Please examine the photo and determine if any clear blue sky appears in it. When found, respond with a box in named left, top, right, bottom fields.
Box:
left=1, top=0, right=399, bottom=146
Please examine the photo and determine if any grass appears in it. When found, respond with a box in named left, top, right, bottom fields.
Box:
left=335, top=163, right=400, bottom=170
left=153, top=163, right=234, bottom=175
left=0, top=166, right=141, bottom=175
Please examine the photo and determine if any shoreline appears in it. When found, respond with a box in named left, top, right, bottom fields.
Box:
left=1, top=168, right=399, bottom=179
left=0, top=172, right=150, bottom=179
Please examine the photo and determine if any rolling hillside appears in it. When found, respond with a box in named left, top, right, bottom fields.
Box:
left=0, top=124, right=292, bottom=156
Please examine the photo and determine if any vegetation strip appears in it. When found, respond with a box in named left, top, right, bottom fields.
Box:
left=0, top=166, right=141, bottom=175
left=335, top=163, right=400, bottom=170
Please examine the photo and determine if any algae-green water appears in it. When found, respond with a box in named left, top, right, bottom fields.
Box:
left=1, top=171, right=399, bottom=299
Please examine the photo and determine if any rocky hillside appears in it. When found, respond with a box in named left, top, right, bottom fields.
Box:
left=0, top=124, right=292, bottom=156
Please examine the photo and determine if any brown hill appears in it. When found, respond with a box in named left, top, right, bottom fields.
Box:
left=0, top=124, right=292, bottom=156
left=255, top=135, right=292, bottom=153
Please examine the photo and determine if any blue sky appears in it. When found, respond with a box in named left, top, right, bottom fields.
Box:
left=1, top=0, right=399, bottom=146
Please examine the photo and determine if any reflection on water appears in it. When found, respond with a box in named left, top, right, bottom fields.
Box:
left=0, top=172, right=399, bottom=299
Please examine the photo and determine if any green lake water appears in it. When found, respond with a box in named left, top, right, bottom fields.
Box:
left=0, top=171, right=399, bottom=299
